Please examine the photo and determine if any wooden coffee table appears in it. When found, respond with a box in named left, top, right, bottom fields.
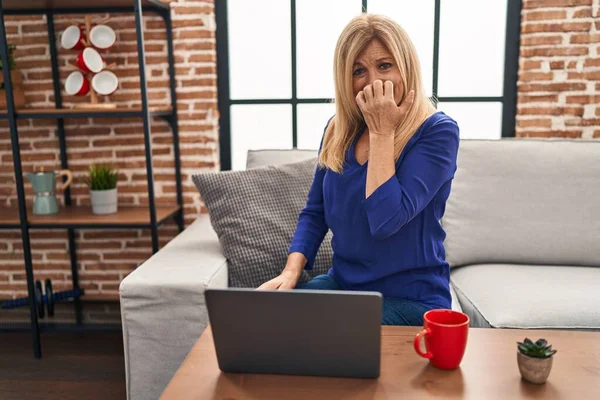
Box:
left=161, top=326, right=600, bottom=399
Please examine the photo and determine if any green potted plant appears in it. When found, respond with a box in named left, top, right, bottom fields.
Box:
left=517, top=338, right=557, bottom=384
left=0, top=43, right=25, bottom=109
left=84, top=164, right=119, bottom=215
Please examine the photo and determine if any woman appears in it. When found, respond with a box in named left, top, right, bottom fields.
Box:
left=258, top=13, right=460, bottom=326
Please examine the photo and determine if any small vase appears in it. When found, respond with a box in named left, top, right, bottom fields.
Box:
left=90, top=188, right=118, bottom=215
left=517, top=352, right=553, bottom=384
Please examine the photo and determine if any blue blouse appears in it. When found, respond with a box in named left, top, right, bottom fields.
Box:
left=289, top=111, right=460, bottom=309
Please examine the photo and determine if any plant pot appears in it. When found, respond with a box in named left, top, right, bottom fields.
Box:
left=0, top=70, right=25, bottom=108
left=0, top=70, right=23, bottom=85
left=517, top=352, right=553, bottom=384
left=0, top=70, right=25, bottom=109
left=0, top=87, right=25, bottom=109
left=90, top=188, right=118, bottom=215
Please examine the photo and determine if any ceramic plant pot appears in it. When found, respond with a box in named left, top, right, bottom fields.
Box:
left=517, top=352, right=553, bottom=384
left=90, top=188, right=118, bottom=215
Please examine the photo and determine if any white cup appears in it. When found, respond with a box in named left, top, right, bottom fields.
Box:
left=91, top=70, right=119, bottom=96
left=89, top=25, right=116, bottom=51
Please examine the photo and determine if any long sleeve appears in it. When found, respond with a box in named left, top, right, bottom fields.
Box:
left=288, top=119, right=332, bottom=269
left=288, top=163, right=328, bottom=269
left=362, top=119, right=460, bottom=240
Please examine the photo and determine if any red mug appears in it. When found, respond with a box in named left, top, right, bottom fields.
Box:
left=61, top=24, right=86, bottom=51
left=414, top=309, right=469, bottom=369
left=64, top=71, right=90, bottom=96
left=75, top=47, right=104, bottom=74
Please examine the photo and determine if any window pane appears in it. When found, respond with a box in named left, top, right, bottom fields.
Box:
left=437, top=102, right=503, bottom=139
left=368, top=0, right=435, bottom=97
left=296, top=0, right=362, bottom=99
left=438, top=0, right=507, bottom=97
left=230, top=105, right=293, bottom=170
left=297, top=103, right=337, bottom=149
left=228, top=0, right=292, bottom=99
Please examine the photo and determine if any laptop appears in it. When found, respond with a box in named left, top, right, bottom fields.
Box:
left=204, top=288, right=382, bottom=379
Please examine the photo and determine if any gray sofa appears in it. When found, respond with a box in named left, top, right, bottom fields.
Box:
left=120, top=139, right=600, bottom=400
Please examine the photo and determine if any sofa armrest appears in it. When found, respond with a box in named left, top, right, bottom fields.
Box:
left=450, top=281, right=463, bottom=313
left=119, top=214, right=227, bottom=400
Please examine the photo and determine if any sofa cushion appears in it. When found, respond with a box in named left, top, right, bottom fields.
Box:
left=451, top=263, right=600, bottom=329
left=247, top=149, right=317, bottom=169
left=192, top=158, right=333, bottom=288
left=442, top=139, right=600, bottom=268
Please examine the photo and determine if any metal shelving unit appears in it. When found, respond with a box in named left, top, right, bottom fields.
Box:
left=0, top=0, right=183, bottom=358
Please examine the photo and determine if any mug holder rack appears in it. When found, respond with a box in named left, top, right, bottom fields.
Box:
left=65, top=15, right=117, bottom=110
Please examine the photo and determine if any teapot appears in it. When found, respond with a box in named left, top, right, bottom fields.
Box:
left=25, top=169, right=73, bottom=215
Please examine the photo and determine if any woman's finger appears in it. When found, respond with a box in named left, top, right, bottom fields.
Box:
left=363, top=84, right=374, bottom=102
left=384, top=81, right=394, bottom=101
left=279, top=280, right=295, bottom=290
left=257, top=279, right=280, bottom=290
left=356, top=91, right=367, bottom=111
left=373, top=80, right=384, bottom=99
left=397, top=90, right=415, bottom=115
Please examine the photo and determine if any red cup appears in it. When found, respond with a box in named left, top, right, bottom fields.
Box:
left=61, top=24, right=86, bottom=51
left=89, top=24, right=116, bottom=51
left=75, top=47, right=104, bottom=74
left=91, top=70, right=119, bottom=96
left=414, top=309, right=469, bottom=369
left=65, top=71, right=90, bottom=96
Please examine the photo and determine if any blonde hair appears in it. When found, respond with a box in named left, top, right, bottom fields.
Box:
left=319, top=13, right=437, bottom=173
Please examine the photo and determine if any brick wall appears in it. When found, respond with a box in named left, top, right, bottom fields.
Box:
left=0, top=1, right=218, bottom=300
left=518, top=0, right=600, bottom=138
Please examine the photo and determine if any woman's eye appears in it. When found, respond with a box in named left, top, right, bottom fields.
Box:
left=380, top=62, right=392, bottom=70
left=353, top=68, right=365, bottom=76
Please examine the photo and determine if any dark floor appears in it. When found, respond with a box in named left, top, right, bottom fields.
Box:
left=0, top=302, right=126, bottom=400
left=0, top=331, right=126, bottom=400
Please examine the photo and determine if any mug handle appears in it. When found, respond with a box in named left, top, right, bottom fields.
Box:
left=56, top=170, right=73, bottom=190
left=414, top=327, right=433, bottom=359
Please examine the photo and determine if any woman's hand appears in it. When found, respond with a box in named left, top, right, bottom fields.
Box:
left=257, top=269, right=300, bottom=290
left=356, top=80, right=415, bottom=136
left=257, top=252, right=306, bottom=290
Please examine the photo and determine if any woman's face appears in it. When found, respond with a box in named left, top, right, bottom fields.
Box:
left=352, top=39, right=404, bottom=106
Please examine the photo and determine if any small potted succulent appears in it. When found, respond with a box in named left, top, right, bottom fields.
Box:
left=84, top=164, right=119, bottom=215
left=517, top=338, right=557, bottom=384
left=0, top=43, right=26, bottom=109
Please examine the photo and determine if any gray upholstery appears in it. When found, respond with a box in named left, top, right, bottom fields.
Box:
left=449, top=283, right=462, bottom=313
left=247, top=149, right=317, bottom=169
left=443, top=139, right=600, bottom=268
left=451, top=264, right=600, bottom=329
left=120, top=216, right=227, bottom=400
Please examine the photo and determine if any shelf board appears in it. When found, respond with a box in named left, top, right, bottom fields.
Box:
left=0, top=0, right=172, bottom=12
left=0, top=323, right=123, bottom=333
left=0, top=106, right=173, bottom=120
left=0, top=205, right=180, bottom=229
